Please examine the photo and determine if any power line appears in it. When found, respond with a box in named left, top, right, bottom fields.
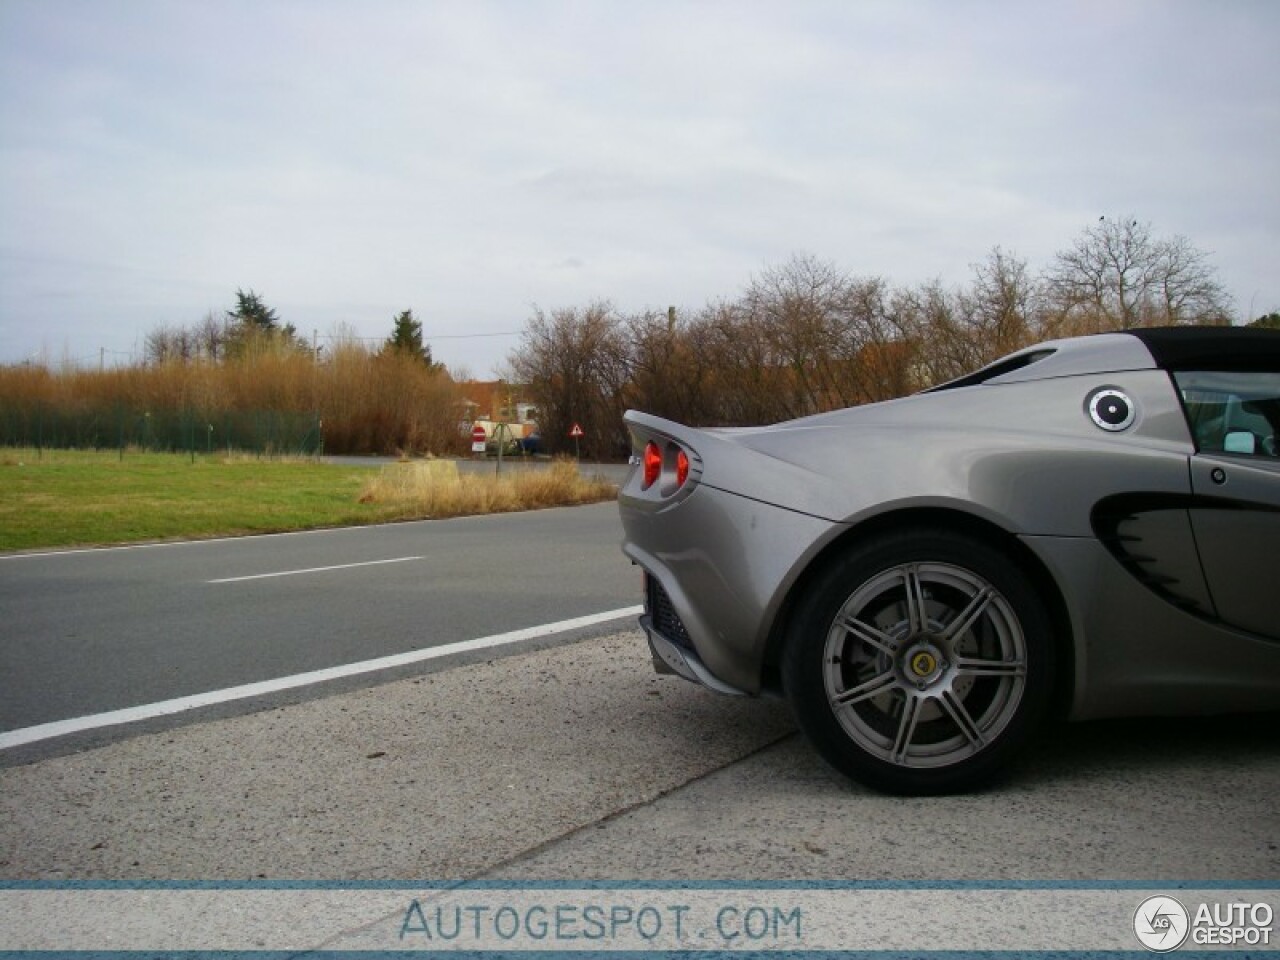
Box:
left=315, top=331, right=520, bottom=343
left=429, top=331, right=522, bottom=340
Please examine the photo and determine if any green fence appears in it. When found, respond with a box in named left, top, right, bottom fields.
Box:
left=0, top=407, right=324, bottom=457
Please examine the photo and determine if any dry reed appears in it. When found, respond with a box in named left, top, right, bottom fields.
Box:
left=358, top=458, right=616, bottom=517
left=0, top=343, right=466, bottom=456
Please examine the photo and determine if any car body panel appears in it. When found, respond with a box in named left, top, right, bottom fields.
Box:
left=941, top=331, right=1157, bottom=386
left=711, top=370, right=1193, bottom=535
left=1185, top=452, right=1280, bottom=640
left=1021, top=534, right=1280, bottom=718
left=620, top=328, right=1280, bottom=723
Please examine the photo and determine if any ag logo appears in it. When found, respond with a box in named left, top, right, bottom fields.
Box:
left=1133, top=895, right=1190, bottom=952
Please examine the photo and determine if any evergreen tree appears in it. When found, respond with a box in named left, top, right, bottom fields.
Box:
left=384, top=309, right=437, bottom=367
left=224, top=289, right=298, bottom=356
left=228, top=289, right=280, bottom=331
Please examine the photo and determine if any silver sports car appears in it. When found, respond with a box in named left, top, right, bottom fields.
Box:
left=619, top=327, right=1280, bottom=794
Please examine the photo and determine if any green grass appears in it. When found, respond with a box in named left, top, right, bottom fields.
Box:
left=0, top=448, right=404, bottom=551
left=0, top=448, right=618, bottom=552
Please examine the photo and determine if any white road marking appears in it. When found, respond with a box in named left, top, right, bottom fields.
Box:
left=0, top=502, right=608, bottom=561
left=0, top=605, right=645, bottom=750
left=207, top=556, right=423, bottom=583
left=0, top=525, right=379, bottom=561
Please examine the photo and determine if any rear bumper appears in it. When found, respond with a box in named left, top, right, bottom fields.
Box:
left=640, top=613, right=747, bottom=696
left=620, top=480, right=838, bottom=694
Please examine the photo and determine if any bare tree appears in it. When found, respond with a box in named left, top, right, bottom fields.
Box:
left=968, top=247, right=1037, bottom=357
left=894, top=248, right=1040, bottom=388
left=1042, top=218, right=1232, bottom=334
left=837, top=275, right=914, bottom=403
left=194, top=311, right=228, bottom=362
left=508, top=302, right=630, bottom=458
left=892, top=280, right=970, bottom=388
left=692, top=299, right=788, bottom=425
left=743, top=254, right=850, bottom=417
left=507, top=224, right=1236, bottom=442
left=625, top=307, right=714, bottom=425
left=144, top=326, right=178, bottom=365
left=143, top=325, right=196, bottom=365
left=1151, top=233, right=1234, bottom=324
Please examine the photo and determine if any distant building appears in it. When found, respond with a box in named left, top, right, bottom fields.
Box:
left=456, top=380, right=534, bottom=421
left=457, top=380, right=539, bottom=441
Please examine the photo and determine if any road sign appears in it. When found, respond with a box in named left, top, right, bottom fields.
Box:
left=471, top=424, right=487, bottom=453
left=569, top=423, right=584, bottom=438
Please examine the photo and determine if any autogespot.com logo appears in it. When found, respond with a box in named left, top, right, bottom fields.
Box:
left=1134, top=895, right=1190, bottom=952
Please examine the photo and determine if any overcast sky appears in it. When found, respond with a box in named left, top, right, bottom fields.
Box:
left=2, top=1, right=1277, bottom=376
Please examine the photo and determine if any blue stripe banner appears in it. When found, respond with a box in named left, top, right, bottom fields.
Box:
left=0, top=882, right=1276, bottom=955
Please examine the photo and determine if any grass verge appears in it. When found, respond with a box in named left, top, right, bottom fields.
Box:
left=0, top=449, right=617, bottom=552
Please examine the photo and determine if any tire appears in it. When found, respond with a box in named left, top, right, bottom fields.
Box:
left=782, top=527, right=1056, bottom=795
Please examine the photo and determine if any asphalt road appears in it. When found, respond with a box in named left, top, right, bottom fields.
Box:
left=0, top=501, right=638, bottom=758
left=2, top=499, right=1275, bottom=902
left=1, top=504, right=1275, bottom=957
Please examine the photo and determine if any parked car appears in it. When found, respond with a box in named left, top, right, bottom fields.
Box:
left=485, top=435, right=522, bottom=457
left=619, top=327, right=1280, bottom=794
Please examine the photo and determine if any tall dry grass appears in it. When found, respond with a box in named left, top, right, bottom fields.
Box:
left=358, top=458, right=617, bottom=517
left=0, top=342, right=466, bottom=456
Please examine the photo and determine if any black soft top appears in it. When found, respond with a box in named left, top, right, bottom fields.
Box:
left=1127, top=326, right=1280, bottom=373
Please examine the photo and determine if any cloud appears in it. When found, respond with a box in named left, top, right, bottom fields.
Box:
left=1, top=0, right=1277, bottom=374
